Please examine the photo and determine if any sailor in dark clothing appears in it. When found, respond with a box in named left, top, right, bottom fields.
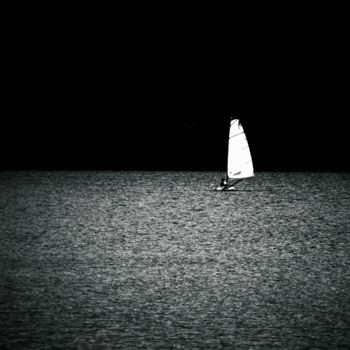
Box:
left=220, top=177, right=228, bottom=187
left=218, top=176, right=242, bottom=190
left=219, top=177, right=229, bottom=190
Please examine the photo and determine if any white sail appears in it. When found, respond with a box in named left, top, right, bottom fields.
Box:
left=227, top=119, right=254, bottom=179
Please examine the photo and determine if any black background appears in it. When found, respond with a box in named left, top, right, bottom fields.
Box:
left=2, top=9, right=349, bottom=171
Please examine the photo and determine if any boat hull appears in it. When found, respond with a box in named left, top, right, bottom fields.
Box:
left=215, top=186, right=237, bottom=191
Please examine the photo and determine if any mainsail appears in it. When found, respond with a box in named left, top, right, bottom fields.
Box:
left=227, top=118, right=254, bottom=179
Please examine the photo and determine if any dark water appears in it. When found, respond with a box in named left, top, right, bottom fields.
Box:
left=1, top=171, right=349, bottom=349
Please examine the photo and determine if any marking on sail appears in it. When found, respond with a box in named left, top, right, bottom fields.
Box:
left=229, top=132, right=244, bottom=139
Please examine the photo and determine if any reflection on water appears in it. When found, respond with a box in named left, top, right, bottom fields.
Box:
left=1, top=171, right=350, bottom=349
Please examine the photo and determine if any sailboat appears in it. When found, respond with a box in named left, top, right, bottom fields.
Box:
left=216, top=116, right=254, bottom=191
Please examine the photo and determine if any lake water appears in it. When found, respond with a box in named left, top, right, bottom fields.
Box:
left=1, top=171, right=349, bottom=349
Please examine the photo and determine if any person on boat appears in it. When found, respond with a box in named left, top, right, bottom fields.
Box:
left=220, top=177, right=228, bottom=187
left=219, top=177, right=242, bottom=190
left=219, top=177, right=229, bottom=190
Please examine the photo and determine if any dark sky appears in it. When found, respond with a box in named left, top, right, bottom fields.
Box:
left=3, top=15, right=349, bottom=171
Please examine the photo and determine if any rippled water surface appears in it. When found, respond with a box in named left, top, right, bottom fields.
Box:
left=1, top=171, right=350, bottom=349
